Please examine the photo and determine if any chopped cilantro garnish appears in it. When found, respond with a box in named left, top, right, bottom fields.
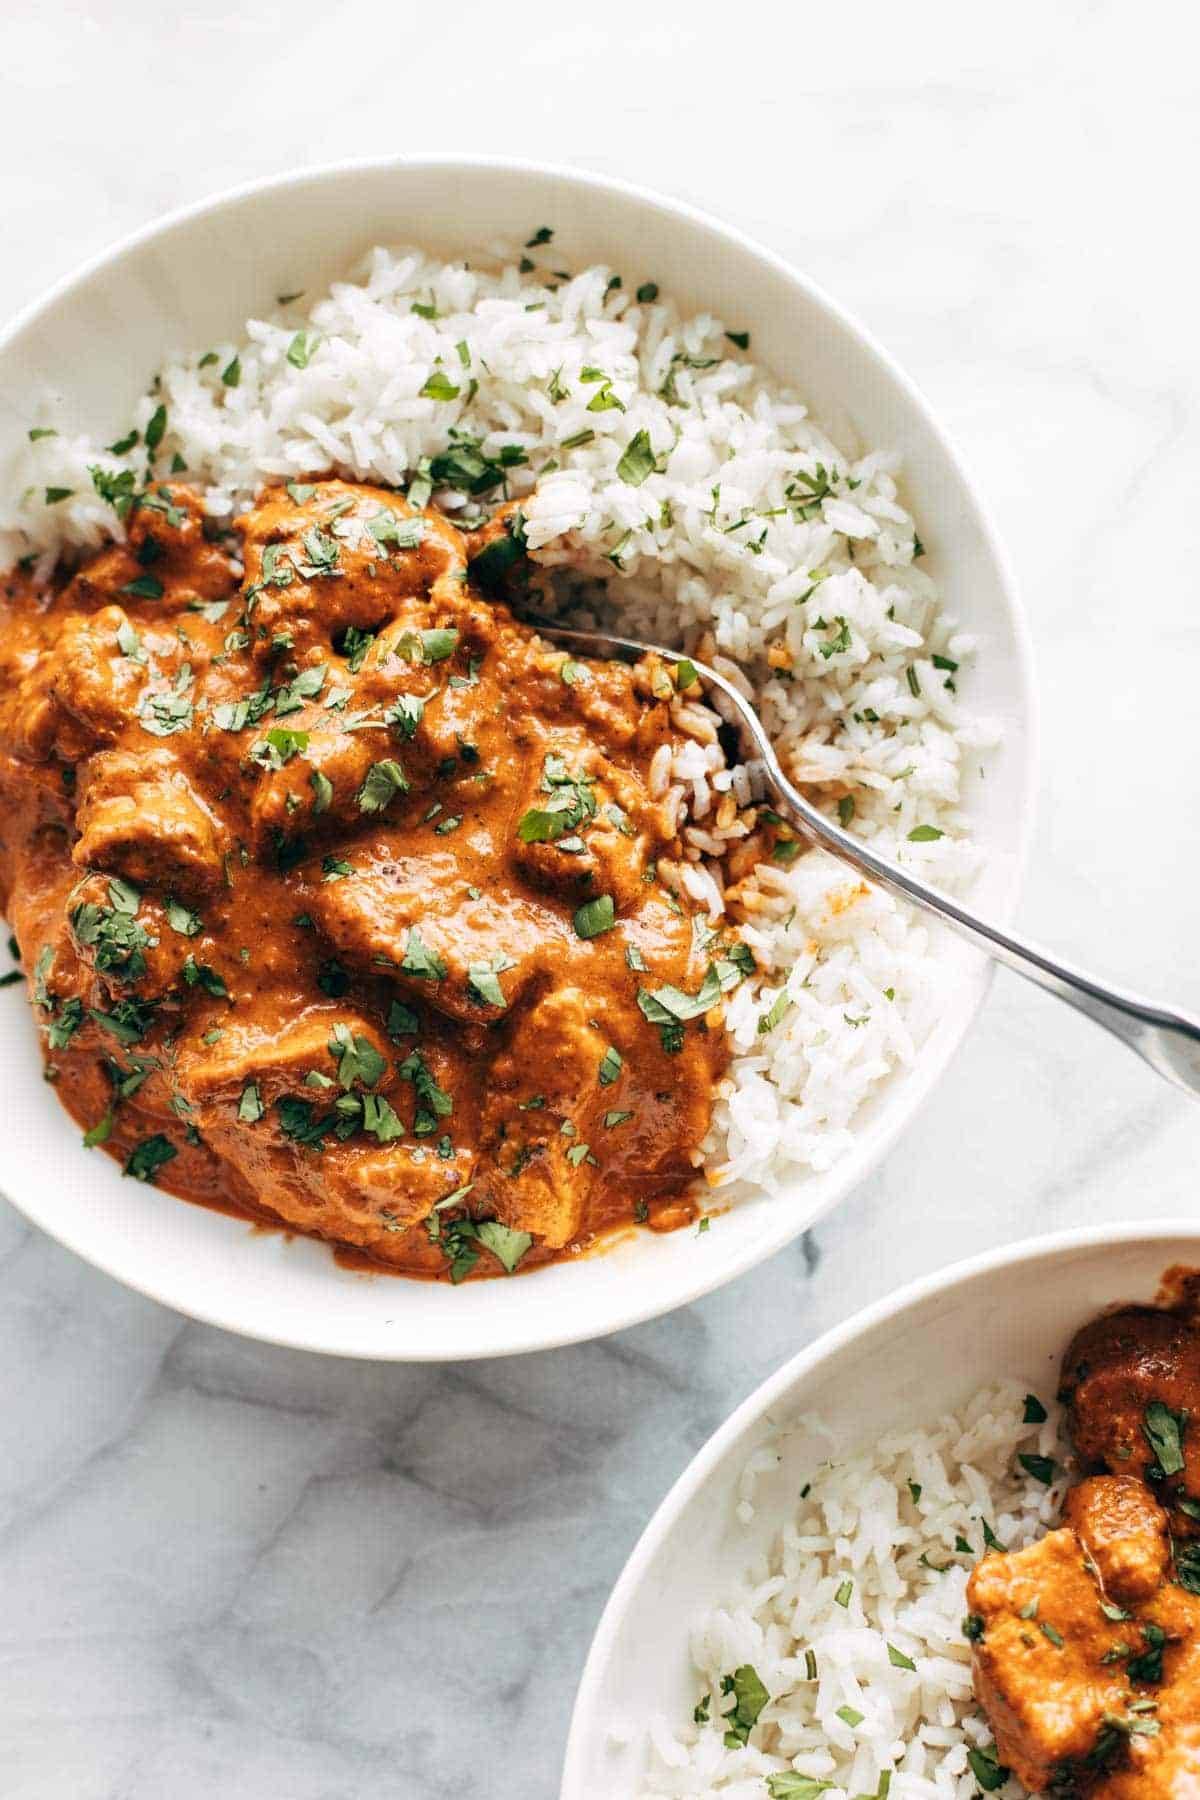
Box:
left=182, top=955, right=228, bottom=999
left=1143, top=1401, right=1186, bottom=1477
left=476, top=1219, right=533, bottom=1273
left=357, top=758, right=409, bottom=814
left=400, top=929, right=446, bottom=982
left=573, top=895, right=615, bottom=939
left=238, top=1083, right=264, bottom=1122
left=327, top=1023, right=387, bottom=1090
left=719, top=1665, right=769, bottom=1750
left=286, top=330, right=320, bottom=369
left=419, top=369, right=460, bottom=402
left=616, top=429, right=655, bottom=486
left=124, top=1134, right=177, bottom=1183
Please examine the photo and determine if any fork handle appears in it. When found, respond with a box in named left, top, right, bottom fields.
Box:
left=767, top=773, right=1200, bottom=1100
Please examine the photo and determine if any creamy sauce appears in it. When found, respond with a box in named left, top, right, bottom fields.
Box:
left=0, top=479, right=738, bottom=1281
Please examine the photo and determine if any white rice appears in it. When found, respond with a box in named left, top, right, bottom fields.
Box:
left=0, top=242, right=1000, bottom=1192
left=638, top=1382, right=1068, bottom=1799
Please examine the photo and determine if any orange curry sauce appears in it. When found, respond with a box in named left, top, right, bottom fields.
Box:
left=0, top=479, right=741, bottom=1281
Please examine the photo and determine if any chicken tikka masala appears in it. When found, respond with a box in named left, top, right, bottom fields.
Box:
left=0, top=478, right=747, bottom=1280
left=968, top=1299, right=1200, bottom=1795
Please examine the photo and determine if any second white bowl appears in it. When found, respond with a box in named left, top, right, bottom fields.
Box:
left=563, top=1221, right=1200, bottom=1796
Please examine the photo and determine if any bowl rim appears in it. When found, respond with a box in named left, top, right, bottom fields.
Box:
left=0, top=154, right=1040, bottom=1357
left=560, top=1215, right=1200, bottom=1794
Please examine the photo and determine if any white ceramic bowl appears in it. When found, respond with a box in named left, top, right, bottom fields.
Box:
left=0, top=157, right=1036, bottom=1359
left=563, top=1221, right=1200, bottom=1796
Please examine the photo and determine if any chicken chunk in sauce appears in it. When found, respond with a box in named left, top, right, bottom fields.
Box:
left=0, top=479, right=742, bottom=1280
left=967, top=1302, right=1200, bottom=1795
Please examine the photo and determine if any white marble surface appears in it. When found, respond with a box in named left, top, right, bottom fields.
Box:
left=3, top=2, right=1200, bottom=1794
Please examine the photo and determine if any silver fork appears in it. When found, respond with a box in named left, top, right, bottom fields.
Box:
left=531, top=619, right=1200, bottom=1100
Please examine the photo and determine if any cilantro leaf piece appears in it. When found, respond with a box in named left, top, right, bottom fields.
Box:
left=573, top=895, right=615, bottom=939
left=296, top=525, right=339, bottom=577
left=286, top=330, right=320, bottom=369
left=83, top=1110, right=114, bottom=1148
left=327, top=1023, right=387, bottom=1091
left=616, top=429, right=656, bottom=487
left=182, top=955, right=228, bottom=998
left=89, top=464, right=138, bottom=517
left=309, top=769, right=333, bottom=813
left=429, top=437, right=528, bottom=497
left=420, top=369, right=460, bottom=402
left=357, top=758, right=409, bottom=814
left=121, top=574, right=164, bottom=600
left=1018, top=1452, right=1057, bottom=1487
left=637, top=966, right=722, bottom=1031
left=387, top=1001, right=420, bottom=1039
left=88, top=996, right=156, bottom=1045
left=238, top=1083, right=264, bottom=1122
left=273, top=663, right=327, bottom=717
left=144, top=404, right=167, bottom=455
left=253, top=725, right=309, bottom=769
left=966, top=1746, right=1008, bottom=1793
left=476, top=1219, right=533, bottom=1274
left=138, top=668, right=194, bottom=737
left=397, top=1049, right=453, bottom=1135
left=400, top=929, right=446, bottom=982
left=468, top=509, right=527, bottom=591
left=467, top=961, right=509, bottom=1010
left=757, top=990, right=792, bottom=1036
left=276, top=1096, right=332, bottom=1147
left=368, top=509, right=425, bottom=550
left=124, top=1134, right=177, bottom=1183
left=1144, top=1401, right=1186, bottom=1477
left=719, top=1665, right=769, bottom=1749
left=1127, top=1621, right=1167, bottom=1685
left=70, top=883, right=149, bottom=982
left=360, top=1092, right=405, bottom=1143
left=1176, top=1541, right=1200, bottom=1594
left=384, top=694, right=425, bottom=740
left=47, top=996, right=84, bottom=1048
